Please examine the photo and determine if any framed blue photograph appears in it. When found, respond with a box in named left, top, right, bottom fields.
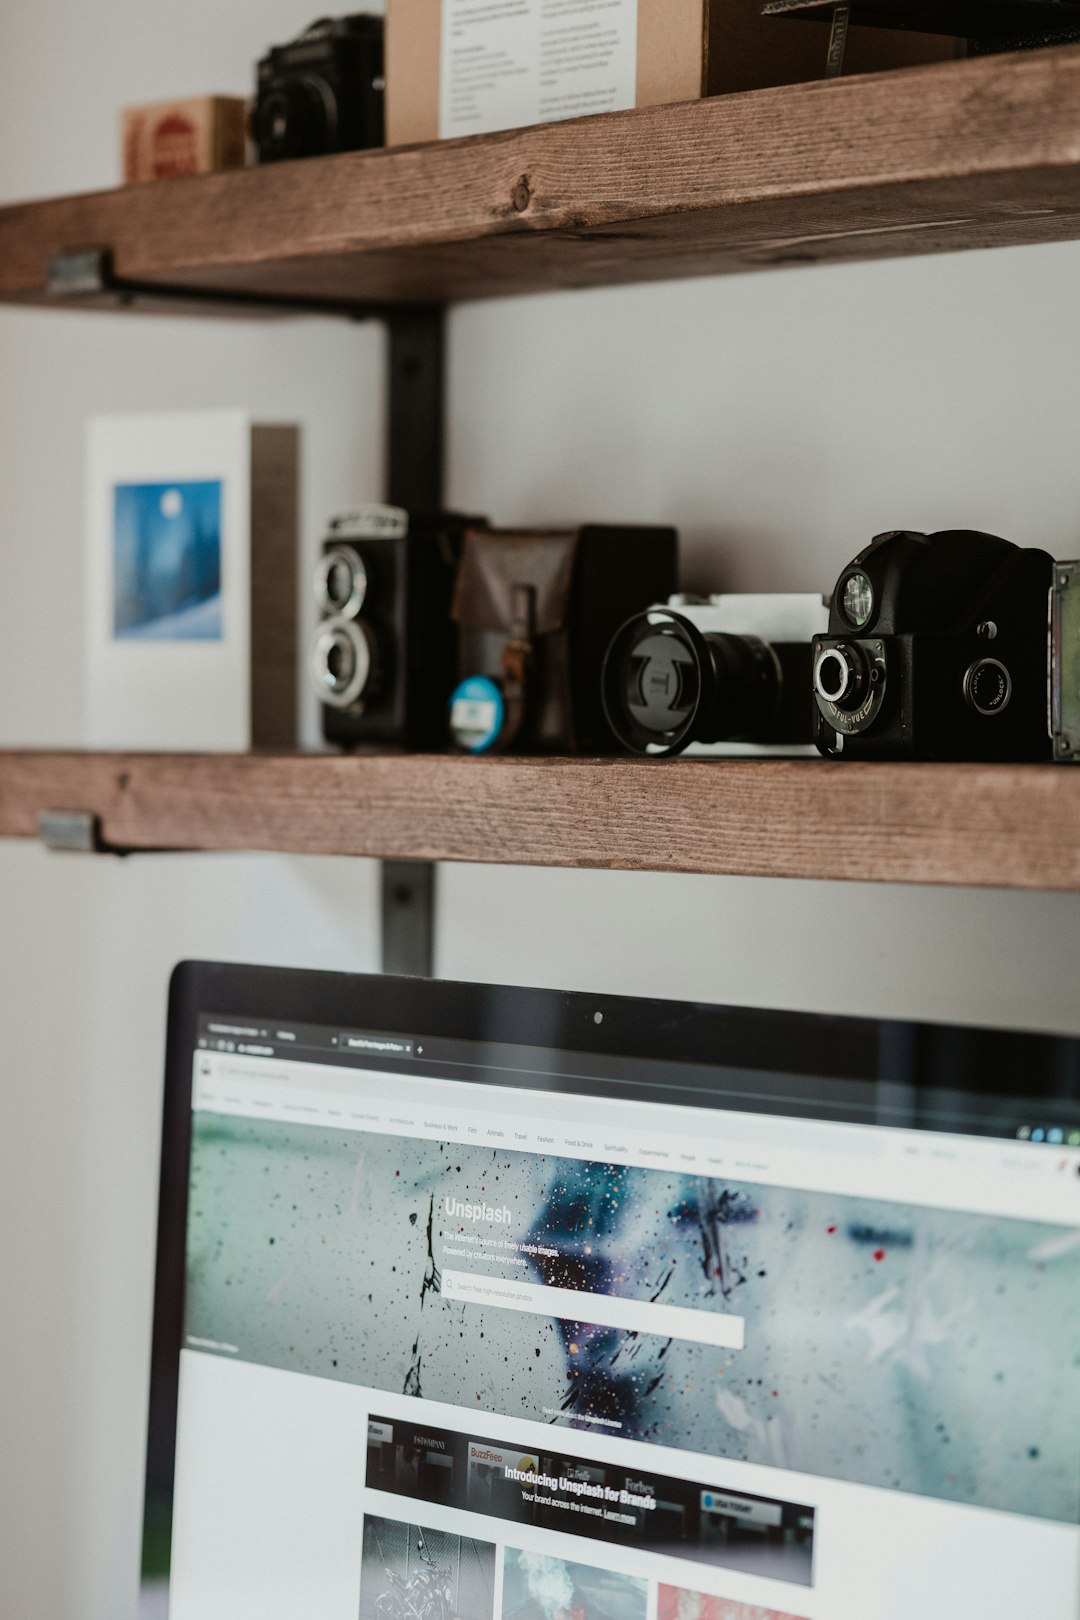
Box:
left=87, top=411, right=297, bottom=749
left=112, top=479, right=223, bottom=640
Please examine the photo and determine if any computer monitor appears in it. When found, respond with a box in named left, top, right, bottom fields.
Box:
left=143, top=962, right=1080, bottom=1619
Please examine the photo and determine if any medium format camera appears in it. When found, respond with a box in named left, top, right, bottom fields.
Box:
left=311, top=506, right=482, bottom=748
left=448, top=524, right=677, bottom=753
left=813, top=529, right=1080, bottom=761
left=602, top=594, right=829, bottom=757
left=252, top=14, right=384, bottom=164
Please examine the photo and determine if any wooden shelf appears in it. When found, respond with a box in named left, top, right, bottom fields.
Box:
left=1, top=750, right=1078, bottom=890
left=5, top=47, right=1080, bottom=309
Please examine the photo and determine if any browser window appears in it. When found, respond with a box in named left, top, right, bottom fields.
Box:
left=167, top=1016, right=1080, bottom=1620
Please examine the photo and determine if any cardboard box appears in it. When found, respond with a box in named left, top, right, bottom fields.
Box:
left=121, top=96, right=248, bottom=183
left=386, top=0, right=951, bottom=146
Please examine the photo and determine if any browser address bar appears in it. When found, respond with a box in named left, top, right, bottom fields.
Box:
left=441, top=1269, right=745, bottom=1350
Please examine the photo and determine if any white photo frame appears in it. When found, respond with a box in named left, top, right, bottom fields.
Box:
left=85, top=410, right=297, bottom=751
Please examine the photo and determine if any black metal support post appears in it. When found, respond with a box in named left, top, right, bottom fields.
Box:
left=385, top=306, right=446, bottom=510
left=380, top=306, right=446, bottom=977
left=381, top=860, right=437, bottom=978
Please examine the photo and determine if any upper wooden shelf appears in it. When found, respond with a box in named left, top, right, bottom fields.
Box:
left=1, top=749, right=1079, bottom=891
left=5, top=46, right=1080, bottom=311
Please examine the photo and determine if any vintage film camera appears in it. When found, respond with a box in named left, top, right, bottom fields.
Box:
left=813, top=529, right=1080, bottom=761
left=252, top=14, right=384, bottom=164
left=448, top=524, right=677, bottom=753
left=311, top=505, right=483, bottom=748
left=602, top=594, right=830, bottom=757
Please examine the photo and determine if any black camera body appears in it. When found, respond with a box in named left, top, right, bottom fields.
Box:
left=602, top=593, right=830, bottom=757
left=253, top=14, right=384, bottom=165
left=310, top=506, right=483, bottom=749
left=813, top=529, right=1058, bottom=761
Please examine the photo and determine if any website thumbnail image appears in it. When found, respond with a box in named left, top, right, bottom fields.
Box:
left=184, top=1113, right=1080, bottom=1525
left=358, top=1512, right=808, bottom=1620
left=367, top=1415, right=813, bottom=1588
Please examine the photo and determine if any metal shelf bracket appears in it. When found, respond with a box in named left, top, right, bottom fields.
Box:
left=38, top=809, right=106, bottom=853
left=45, top=248, right=382, bottom=321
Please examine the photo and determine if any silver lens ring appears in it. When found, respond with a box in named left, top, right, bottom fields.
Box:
left=314, top=545, right=368, bottom=619
left=311, top=616, right=374, bottom=709
left=814, top=646, right=855, bottom=706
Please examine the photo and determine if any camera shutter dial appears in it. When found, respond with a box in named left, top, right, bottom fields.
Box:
left=311, top=616, right=377, bottom=710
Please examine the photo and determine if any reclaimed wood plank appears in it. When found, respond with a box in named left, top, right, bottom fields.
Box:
left=0, top=750, right=1078, bottom=890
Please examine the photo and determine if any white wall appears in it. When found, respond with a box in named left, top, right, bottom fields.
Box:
left=2, top=4, right=1080, bottom=1617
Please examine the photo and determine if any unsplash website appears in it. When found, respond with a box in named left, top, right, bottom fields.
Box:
left=167, top=1015, right=1080, bottom=1620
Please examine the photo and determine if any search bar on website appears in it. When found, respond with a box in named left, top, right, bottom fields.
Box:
left=441, top=1270, right=745, bottom=1350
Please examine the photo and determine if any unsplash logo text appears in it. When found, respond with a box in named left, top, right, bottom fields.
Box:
left=444, top=1195, right=512, bottom=1224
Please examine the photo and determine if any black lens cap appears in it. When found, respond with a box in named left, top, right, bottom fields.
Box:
left=629, top=631, right=700, bottom=730
left=602, top=611, right=708, bottom=755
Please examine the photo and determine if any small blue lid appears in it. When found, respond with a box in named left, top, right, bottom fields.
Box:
left=449, top=675, right=504, bottom=753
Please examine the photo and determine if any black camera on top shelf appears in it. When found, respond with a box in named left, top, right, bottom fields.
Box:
left=311, top=506, right=484, bottom=748
left=601, top=593, right=830, bottom=757
left=812, top=529, right=1080, bottom=761
left=252, top=14, right=384, bottom=165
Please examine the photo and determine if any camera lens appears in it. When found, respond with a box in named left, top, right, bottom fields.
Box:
left=840, top=571, right=874, bottom=628
left=963, top=657, right=1012, bottom=716
left=314, top=546, right=368, bottom=618
left=259, top=90, right=293, bottom=156
left=815, top=643, right=872, bottom=711
left=254, top=76, right=336, bottom=161
left=602, top=610, right=782, bottom=756
left=311, top=617, right=376, bottom=709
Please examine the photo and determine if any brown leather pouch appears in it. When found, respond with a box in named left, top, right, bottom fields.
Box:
left=450, top=524, right=678, bottom=752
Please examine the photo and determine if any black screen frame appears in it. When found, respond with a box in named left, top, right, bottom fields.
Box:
left=141, top=959, right=1080, bottom=1597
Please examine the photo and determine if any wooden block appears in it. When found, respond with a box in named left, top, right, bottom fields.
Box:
left=122, top=96, right=248, bottom=184
left=250, top=426, right=300, bottom=750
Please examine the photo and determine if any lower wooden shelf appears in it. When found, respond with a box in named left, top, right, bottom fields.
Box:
left=0, top=749, right=1077, bottom=890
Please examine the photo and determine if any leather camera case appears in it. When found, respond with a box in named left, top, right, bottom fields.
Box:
left=451, top=524, right=678, bottom=751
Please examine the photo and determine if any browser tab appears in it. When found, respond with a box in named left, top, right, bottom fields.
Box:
left=336, top=1032, right=414, bottom=1057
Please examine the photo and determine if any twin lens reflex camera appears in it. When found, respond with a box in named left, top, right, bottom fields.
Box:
left=310, top=506, right=481, bottom=748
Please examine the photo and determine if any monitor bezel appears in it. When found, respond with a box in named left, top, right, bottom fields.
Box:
left=142, top=958, right=1080, bottom=1600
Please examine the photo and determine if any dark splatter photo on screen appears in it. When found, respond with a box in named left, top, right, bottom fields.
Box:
left=184, top=1115, right=1080, bottom=1522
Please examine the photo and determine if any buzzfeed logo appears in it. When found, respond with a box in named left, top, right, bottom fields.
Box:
left=444, top=1194, right=512, bottom=1225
